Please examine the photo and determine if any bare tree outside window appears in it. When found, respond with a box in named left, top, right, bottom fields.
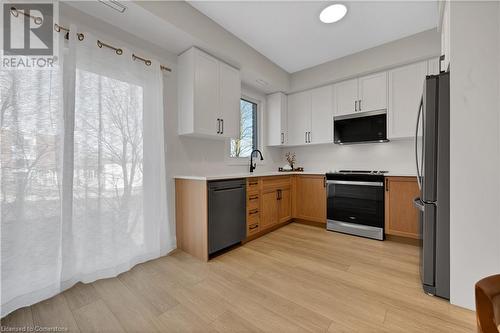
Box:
left=73, top=69, right=144, bottom=249
left=230, top=99, right=257, bottom=158
left=1, top=68, right=63, bottom=292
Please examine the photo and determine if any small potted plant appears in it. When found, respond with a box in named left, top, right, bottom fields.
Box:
left=285, top=152, right=296, bottom=170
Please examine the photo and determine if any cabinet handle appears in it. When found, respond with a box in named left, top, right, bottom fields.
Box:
left=216, top=118, right=220, bottom=134
left=355, top=100, right=357, bottom=112
left=281, top=132, right=284, bottom=144
left=249, top=195, right=259, bottom=200
left=323, top=176, right=326, bottom=188
left=385, top=178, right=389, bottom=192
left=249, top=182, right=258, bottom=186
left=221, top=119, right=224, bottom=134
left=249, top=224, right=259, bottom=230
left=276, top=189, right=282, bottom=200
left=308, top=132, right=311, bottom=143
left=249, top=209, right=259, bottom=215
left=359, top=99, right=362, bottom=111
left=305, top=132, right=308, bottom=143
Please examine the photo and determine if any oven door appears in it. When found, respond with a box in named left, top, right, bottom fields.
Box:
left=326, top=180, right=385, bottom=240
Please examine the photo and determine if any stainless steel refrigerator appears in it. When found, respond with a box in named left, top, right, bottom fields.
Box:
left=413, top=71, right=450, bottom=299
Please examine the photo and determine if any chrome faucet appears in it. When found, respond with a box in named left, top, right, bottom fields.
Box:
left=249, top=149, right=264, bottom=173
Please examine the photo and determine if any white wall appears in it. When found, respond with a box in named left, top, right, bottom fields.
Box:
left=290, top=28, right=440, bottom=93
left=282, top=141, right=416, bottom=174
left=449, top=1, right=500, bottom=310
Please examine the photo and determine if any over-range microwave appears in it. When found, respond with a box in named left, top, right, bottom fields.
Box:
left=334, top=110, right=389, bottom=144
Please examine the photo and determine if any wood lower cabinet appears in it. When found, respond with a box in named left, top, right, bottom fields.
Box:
left=261, top=188, right=279, bottom=230
left=278, top=187, right=292, bottom=223
left=259, top=176, right=292, bottom=232
left=384, top=176, right=420, bottom=239
left=246, top=178, right=261, bottom=236
left=292, top=175, right=327, bottom=224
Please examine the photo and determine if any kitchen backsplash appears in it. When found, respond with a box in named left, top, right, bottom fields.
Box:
left=281, top=139, right=416, bottom=174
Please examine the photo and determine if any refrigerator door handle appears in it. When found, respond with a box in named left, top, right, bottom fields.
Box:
left=415, top=96, right=423, bottom=190
left=413, top=197, right=424, bottom=211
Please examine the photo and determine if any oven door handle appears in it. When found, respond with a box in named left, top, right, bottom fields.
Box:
left=326, top=180, right=384, bottom=187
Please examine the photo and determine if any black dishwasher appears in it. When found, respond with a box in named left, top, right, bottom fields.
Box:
left=208, top=179, right=246, bottom=255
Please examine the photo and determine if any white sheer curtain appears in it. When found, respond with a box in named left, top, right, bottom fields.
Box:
left=0, top=27, right=173, bottom=317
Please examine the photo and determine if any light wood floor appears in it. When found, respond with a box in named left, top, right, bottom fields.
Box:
left=1, top=223, right=475, bottom=332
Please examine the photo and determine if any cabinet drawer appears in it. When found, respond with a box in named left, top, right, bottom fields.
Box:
left=247, top=177, right=260, bottom=192
left=262, top=176, right=291, bottom=191
left=248, top=208, right=260, bottom=219
left=247, top=193, right=260, bottom=210
left=247, top=222, right=260, bottom=236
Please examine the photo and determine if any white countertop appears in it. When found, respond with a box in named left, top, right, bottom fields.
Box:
left=174, top=171, right=325, bottom=181
left=174, top=170, right=416, bottom=181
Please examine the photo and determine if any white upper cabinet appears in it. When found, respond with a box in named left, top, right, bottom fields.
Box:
left=388, top=61, right=427, bottom=139
left=192, top=50, right=219, bottom=136
left=286, top=86, right=333, bottom=146
left=266, top=92, right=287, bottom=146
left=310, top=85, right=333, bottom=144
left=334, top=78, right=358, bottom=116
left=358, top=72, right=387, bottom=113
left=178, top=47, right=240, bottom=138
left=218, top=62, right=241, bottom=139
left=287, top=91, right=311, bottom=146
left=334, top=73, right=387, bottom=116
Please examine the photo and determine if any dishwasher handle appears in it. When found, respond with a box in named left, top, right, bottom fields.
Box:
left=213, top=186, right=244, bottom=192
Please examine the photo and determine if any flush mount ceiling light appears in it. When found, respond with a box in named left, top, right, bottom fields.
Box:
left=98, top=0, right=127, bottom=13
left=319, top=3, right=347, bottom=23
left=256, top=78, right=269, bottom=87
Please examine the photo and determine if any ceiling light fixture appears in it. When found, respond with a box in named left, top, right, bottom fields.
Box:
left=319, top=3, right=347, bottom=24
left=256, top=79, right=269, bottom=87
left=98, top=0, right=127, bottom=13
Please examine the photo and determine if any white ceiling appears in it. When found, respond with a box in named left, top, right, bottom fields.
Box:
left=189, top=1, right=439, bottom=73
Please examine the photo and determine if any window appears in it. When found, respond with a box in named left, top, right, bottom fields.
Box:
left=230, top=98, right=258, bottom=158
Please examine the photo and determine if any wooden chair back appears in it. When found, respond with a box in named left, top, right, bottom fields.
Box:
left=475, top=274, right=500, bottom=333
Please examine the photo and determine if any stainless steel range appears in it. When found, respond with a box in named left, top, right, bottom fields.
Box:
left=326, top=170, right=387, bottom=240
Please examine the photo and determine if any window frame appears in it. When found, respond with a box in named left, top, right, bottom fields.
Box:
left=225, top=94, right=264, bottom=166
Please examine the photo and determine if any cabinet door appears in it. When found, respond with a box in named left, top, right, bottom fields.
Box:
left=261, top=189, right=278, bottom=230
left=287, top=91, right=311, bottom=145
left=280, top=96, right=288, bottom=145
left=358, top=72, right=387, bottom=113
left=310, top=85, right=333, bottom=144
left=384, top=177, right=420, bottom=239
left=219, top=62, right=240, bottom=139
left=334, top=78, right=358, bottom=116
left=293, top=175, right=326, bottom=224
left=388, top=62, right=427, bottom=139
left=266, top=92, right=287, bottom=146
left=194, top=51, right=219, bottom=135
left=278, top=187, right=291, bottom=223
